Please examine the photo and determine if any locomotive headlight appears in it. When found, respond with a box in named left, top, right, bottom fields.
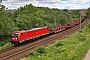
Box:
left=16, top=38, right=18, bottom=40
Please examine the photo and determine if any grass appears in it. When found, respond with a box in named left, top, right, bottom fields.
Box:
left=0, top=38, right=13, bottom=50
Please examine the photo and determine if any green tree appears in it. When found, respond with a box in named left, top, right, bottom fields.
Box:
left=86, top=7, right=90, bottom=19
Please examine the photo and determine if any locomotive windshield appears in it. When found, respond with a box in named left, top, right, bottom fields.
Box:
left=12, top=34, right=18, bottom=37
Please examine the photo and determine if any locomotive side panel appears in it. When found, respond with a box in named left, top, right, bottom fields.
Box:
left=19, top=33, right=26, bottom=41
left=24, top=26, right=49, bottom=40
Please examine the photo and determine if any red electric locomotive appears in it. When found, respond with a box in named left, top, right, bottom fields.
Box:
left=11, top=26, right=49, bottom=45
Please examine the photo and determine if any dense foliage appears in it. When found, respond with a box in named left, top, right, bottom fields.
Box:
left=21, top=22, right=90, bottom=60
left=86, top=7, right=90, bottom=19
left=0, top=4, right=81, bottom=49
left=0, top=5, right=18, bottom=41
left=0, top=39, right=13, bottom=50
left=14, top=4, right=80, bottom=29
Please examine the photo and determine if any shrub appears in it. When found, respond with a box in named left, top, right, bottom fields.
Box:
left=87, top=22, right=90, bottom=28
left=29, top=51, right=38, bottom=56
left=55, top=42, right=63, bottom=47
left=36, top=46, right=46, bottom=54
left=29, top=46, right=46, bottom=56
left=79, top=36, right=86, bottom=42
left=0, top=42, right=5, bottom=46
left=3, top=43, right=12, bottom=49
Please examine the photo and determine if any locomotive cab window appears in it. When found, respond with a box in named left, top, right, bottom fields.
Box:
left=12, top=34, right=18, bottom=37
left=21, top=33, right=23, bottom=35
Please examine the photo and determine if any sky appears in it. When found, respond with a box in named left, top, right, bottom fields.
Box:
left=1, top=0, right=90, bottom=10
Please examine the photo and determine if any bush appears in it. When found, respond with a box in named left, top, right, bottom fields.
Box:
left=87, top=23, right=90, bottom=28
left=76, top=32, right=86, bottom=42
left=79, top=36, right=86, bottom=42
left=2, top=43, right=12, bottom=49
left=0, top=42, right=5, bottom=46
left=29, top=51, right=38, bottom=56
left=29, top=46, right=46, bottom=56
left=54, top=42, right=63, bottom=47
left=36, top=46, right=46, bottom=54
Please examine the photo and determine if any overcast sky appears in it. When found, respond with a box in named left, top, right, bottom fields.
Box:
left=2, top=0, right=90, bottom=10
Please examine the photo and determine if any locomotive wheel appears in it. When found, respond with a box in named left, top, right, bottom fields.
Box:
left=14, top=43, right=20, bottom=46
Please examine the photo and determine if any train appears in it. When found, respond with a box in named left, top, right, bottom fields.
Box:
left=11, top=16, right=87, bottom=45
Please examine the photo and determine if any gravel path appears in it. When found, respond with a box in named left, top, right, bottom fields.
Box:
left=83, top=48, right=90, bottom=60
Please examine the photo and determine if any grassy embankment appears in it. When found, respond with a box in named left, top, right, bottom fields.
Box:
left=21, top=22, right=90, bottom=60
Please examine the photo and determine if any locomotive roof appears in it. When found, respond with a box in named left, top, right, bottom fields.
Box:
left=13, top=26, right=48, bottom=33
left=24, top=28, right=39, bottom=31
left=24, top=26, right=48, bottom=32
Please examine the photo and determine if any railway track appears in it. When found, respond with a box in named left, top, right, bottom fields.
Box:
left=0, top=19, right=87, bottom=60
